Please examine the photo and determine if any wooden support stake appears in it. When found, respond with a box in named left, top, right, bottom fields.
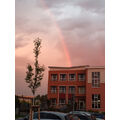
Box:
left=29, top=107, right=32, bottom=120
left=38, top=107, right=40, bottom=120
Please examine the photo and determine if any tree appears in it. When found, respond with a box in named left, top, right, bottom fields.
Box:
left=35, top=94, right=51, bottom=110
left=15, top=95, right=20, bottom=109
left=25, top=38, right=45, bottom=105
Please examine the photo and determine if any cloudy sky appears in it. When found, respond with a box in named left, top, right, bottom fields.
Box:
left=15, top=0, right=105, bottom=96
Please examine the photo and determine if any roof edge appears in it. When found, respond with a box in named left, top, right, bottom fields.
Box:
left=48, top=65, right=105, bottom=69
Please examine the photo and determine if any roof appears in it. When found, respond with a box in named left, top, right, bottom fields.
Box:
left=48, top=65, right=89, bottom=69
left=48, top=65, right=105, bottom=70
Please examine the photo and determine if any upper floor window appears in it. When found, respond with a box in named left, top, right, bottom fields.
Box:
left=78, top=86, right=85, bottom=94
left=51, top=86, right=57, bottom=93
left=78, top=74, right=85, bottom=81
left=51, top=74, right=58, bottom=81
left=59, top=86, right=66, bottom=93
left=92, top=72, right=100, bottom=87
left=60, top=74, right=67, bottom=81
left=92, top=94, right=100, bottom=108
left=69, top=86, right=76, bottom=94
left=69, top=74, right=76, bottom=81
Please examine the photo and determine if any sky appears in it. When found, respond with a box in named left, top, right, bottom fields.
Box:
left=15, top=0, right=105, bottom=96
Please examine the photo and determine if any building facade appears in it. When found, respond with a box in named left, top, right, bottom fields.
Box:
left=47, top=65, right=105, bottom=112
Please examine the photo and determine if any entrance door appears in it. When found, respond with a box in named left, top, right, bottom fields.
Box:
left=78, top=100, right=85, bottom=110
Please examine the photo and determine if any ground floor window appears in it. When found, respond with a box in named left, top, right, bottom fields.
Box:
left=78, top=100, right=85, bottom=110
left=51, top=98, right=57, bottom=105
left=92, top=94, right=100, bottom=108
left=59, top=99, right=65, bottom=105
left=68, top=99, right=72, bottom=104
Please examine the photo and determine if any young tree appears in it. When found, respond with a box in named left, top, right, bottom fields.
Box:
left=25, top=38, right=45, bottom=105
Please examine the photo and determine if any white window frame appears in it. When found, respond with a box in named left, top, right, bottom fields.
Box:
left=92, top=72, right=100, bottom=88
left=51, top=86, right=57, bottom=93
left=69, top=74, right=76, bottom=81
left=78, top=86, right=85, bottom=94
left=69, top=86, right=76, bottom=94
left=78, top=74, right=85, bottom=81
left=60, top=74, right=67, bottom=81
left=59, top=86, right=66, bottom=93
left=59, top=99, right=66, bottom=105
left=51, top=74, right=58, bottom=81
left=92, top=94, right=100, bottom=109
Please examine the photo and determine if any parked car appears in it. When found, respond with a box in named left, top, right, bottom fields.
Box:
left=69, top=111, right=92, bottom=117
left=23, top=111, right=68, bottom=120
left=67, top=113, right=92, bottom=120
left=90, top=113, right=105, bottom=120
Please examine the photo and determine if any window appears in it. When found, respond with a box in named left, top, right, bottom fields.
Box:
left=59, top=86, right=66, bottom=93
left=78, top=74, right=85, bottom=81
left=51, top=98, right=57, bottom=105
left=92, top=72, right=100, bottom=87
left=51, top=86, right=57, bottom=93
left=68, top=99, right=72, bottom=104
left=92, top=94, right=100, bottom=108
left=69, top=74, right=76, bottom=81
left=78, top=86, right=85, bottom=94
left=76, top=115, right=89, bottom=120
left=59, top=99, right=65, bottom=105
left=40, top=113, right=61, bottom=120
left=60, top=74, right=67, bottom=81
left=69, top=86, right=76, bottom=94
left=51, top=74, right=58, bottom=81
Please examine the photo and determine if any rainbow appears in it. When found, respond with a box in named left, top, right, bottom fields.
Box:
left=40, top=0, right=72, bottom=67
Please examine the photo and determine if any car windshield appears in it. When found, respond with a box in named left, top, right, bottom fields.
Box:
left=33, top=112, right=63, bottom=120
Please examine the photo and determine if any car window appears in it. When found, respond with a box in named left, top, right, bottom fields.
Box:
left=77, top=115, right=90, bottom=120
left=92, top=114, right=104, bottom=119
left=33, top=112, right=38, bottom=119
left=40, top=113, right=62, bottom=120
